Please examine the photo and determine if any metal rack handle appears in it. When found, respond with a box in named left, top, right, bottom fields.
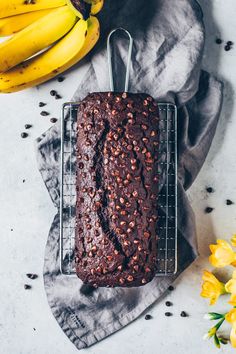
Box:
left=107, top=28, right=133, bottom=92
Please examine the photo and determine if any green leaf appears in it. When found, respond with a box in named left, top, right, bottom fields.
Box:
left=218, top=337, right=228, bottom=345
left=207, top=313, right=224, bottom=320
left=214, top=334, right=221, bottom=349
left=215, top=318, right=225, bottom=331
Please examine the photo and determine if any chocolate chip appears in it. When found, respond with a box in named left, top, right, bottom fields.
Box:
left=91, top=245, right=97, bottom=252
left=226, top=199, right=234, bottom=205
left=23, top=179, right=25, bottom=183
left=145, top=267, right=151, bottom=273
left=165, top=301, right=172, bottom=307
left=180, top=311, right=188, bottom=317
left=168, top=285, right=174, bottom=291
left=165, top=312, right=172, bottom=317
left=206, top=187, right=214, bottom=193
left=24, top=284, right=31, bottom=290
left=215, top=38, right=222, bottom=44
left=39, top=102, right=46, bottom=107
left=145, top=314, right=152, bottom=320
left=119, top=277, right=125, bottom=284
left=21, top=132, right=28, bottom=138
left=225, top=44, right=231, bottom=51
left=144, top=231, right=151, bottom=239
left=50, top=90, right=57, bottom=96
left=50, top=118, right=58, bottom=123
left=40, top=111, right=49, bottom=116
left=25, top=124, right=32, bottom=129
left=57, top=76, right=65, bottom=82
left=55, top=94, right=62, bottom=100
left=26, top=274, right=38, bottom=280
left=205, top=207, right=214, bottom=214
left=227, top=41, right=233, bottom=46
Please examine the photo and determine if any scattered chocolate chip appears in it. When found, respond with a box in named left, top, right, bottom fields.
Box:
left=50, top=118, right=58, bottom=123
left=226, top=199, right=234, bottom=205
left=205, top=207, right=214, bottom=214
left=165, top=312, right=172, bottom=317
left=50, top=90, right=57, bottom=96
left=55, top=94, right=62, bottom=100
left=26, top=273, right=38, bottom=280
left=168, top=285, right=174, bottom=291
left=227, top=41, right=233, bottom=46
left=21, top=132, right=28, bottom=138
left=145, top=314, right=152, bottom=320
left=180, top=311, right=188, bottom=317
left=225, top=44, right=231, bottom=51
left=40, top=111, right=49, bottom=116
left=57, top=76, right=65, bottom=82
left=11, top=229, right=13, bottom=232
left=24, top=284, right=31, bottom=290
left=165, top=301, right=172, bottom=307
left=206, top=187, right=214, bottom=193
left=25, top=124, right=32, bottom=129
left=39, top=102, right=46, bottom=107
left=33, top=328, right=36, bottom=331
left=215, top=38, right=222, bottom=45
left=23, top=179, right=25, bottom=183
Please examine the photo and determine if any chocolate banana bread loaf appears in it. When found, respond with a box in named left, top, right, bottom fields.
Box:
left=75, top=92, right=159, bottom=287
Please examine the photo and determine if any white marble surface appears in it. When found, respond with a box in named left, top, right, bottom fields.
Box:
left=1, top=1, right=236, bottom=353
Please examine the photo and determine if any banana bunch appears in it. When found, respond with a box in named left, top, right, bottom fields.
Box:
left=0, top=0, right=102, bottom=93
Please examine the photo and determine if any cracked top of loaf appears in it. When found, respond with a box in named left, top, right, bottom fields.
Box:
left=75, top=92, right=159, bottom=287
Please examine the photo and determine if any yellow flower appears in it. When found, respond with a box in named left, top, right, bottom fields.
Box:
left=225, top=270, right=236, bottom=305
left=209, top=240, right=236, bottom=267
left=225, top=309, right=236, bottom=348
left=229, top=294, right=236, bottom=306
left=231, top=234, right=236, bottom=247
left=230, top=327, right=236, bottom=348
left=201, top=270, right=226, bottom=305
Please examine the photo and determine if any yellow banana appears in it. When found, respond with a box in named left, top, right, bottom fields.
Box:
left=0, top=9, right=57, bottom=37
left=66, top=0, right=91, bottom=20
left=0, top=16, right=100, bottom=93
left=0, top=0, right=66, bottom=19
left=0, top=6, right=77, bottom=72
left=66, top=0, right=104, bottom=18
left=86, top=0, right=104, bottom=15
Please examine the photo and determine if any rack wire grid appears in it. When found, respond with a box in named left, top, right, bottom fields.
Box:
left=60, top=102, right=178, bottom=276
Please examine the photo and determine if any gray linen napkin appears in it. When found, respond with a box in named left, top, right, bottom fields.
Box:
left=36, top=0, right=223, bottom=350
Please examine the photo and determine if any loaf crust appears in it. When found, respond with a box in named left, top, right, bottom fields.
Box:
left=75, top=92, right=159, bottom=287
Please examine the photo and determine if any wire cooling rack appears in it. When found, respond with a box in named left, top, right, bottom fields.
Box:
left=60, top=102, right=178, bottom=276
